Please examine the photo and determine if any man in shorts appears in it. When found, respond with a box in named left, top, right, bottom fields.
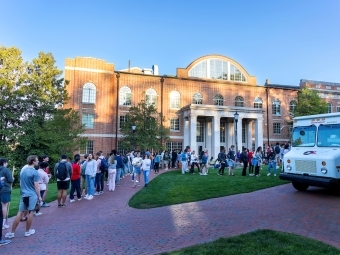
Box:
left=5, top=155, right=41, bottom=239
left=0, top=158, right=14, bottom=230
left=54, top=155, right=72, bottom=207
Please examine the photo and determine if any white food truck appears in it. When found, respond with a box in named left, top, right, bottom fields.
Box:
left=279, top=112, right=340, bottom=192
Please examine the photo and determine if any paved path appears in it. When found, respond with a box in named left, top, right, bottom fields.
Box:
left=2, top=171, right=340, bottom=254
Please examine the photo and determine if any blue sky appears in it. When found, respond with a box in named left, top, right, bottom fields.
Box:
left=1, top=0, right=340, bottom=85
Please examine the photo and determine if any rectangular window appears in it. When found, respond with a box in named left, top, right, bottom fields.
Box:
left=272, top=104, right=281, bottom=115
left=80, top=140, right=94, bottom=155
left=119, top=116, right=127, bottom=129
left=254, top=102, right=262, bottom=108
left=326, top=86, right=331, bottom=90
left=220, top=122, right=226, bottom=143
left=170, top=118, right=180, bottom=131
left=82, top=114, right=94, bottom=128
left=273, top=123, right=281, bottom=134
left=117, top=140, right=127, bottom=155
left=196, top=121, right=204, bottom=142
left=242, top=124, right=245, bottom=143
left=337, top=107, right=340, bottom=112
left=166, top=142, right=183, bottom=152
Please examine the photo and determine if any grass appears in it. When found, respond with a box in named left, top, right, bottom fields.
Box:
left=7, top=183, right=59, bottom=218
left=159, top=229, right=340, bottom=255
left=129, top=166, right=289, bottom=209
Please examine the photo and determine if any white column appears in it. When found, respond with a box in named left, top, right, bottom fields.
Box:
left=227, top=122, right=233, bottom=149
left=183, top=116, right=189, bottom=150
left=206, top=119, right=212, bottom=156
left=238, top=117, right=243, bottom=153
left=255, top=117, right=264, bottom=150
left=189, top=115, right=197, bottom=152
left=212, top=116, right=220, bottom=159
left=247, top=120, right=253, bottom=150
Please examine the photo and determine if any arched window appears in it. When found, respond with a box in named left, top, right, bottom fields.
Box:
left=82, top=83, right=96, bottom=104
left=192, top=93, right=203, bottom=104
left=272, top=99, right=281, bottom=115
left=145, top=88, right=157, bottom=106
left=254, top=97, right=263, bottom=108
left=119, top=86, right=132, bottom=106
left=213, top=94, right=224, bottom=106
left=235, top=96, right=244, bottom=107
left=289, top=100, right=297, bottom=113
left=327, top=102, right=332, bottom=113
left=170, top=91, right=180, bottom=109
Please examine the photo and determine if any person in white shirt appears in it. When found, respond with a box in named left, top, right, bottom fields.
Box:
left=84, top=154, right=97, bottom=200
left=190, top=151, right=200, bottom=174
left=141, top=154, right=151, bottom=187
left=132, top=153, right=143, bottom=188
left=35, top=162, right=50, bottom=216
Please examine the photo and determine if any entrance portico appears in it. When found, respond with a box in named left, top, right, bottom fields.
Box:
left=179, top=104, right=263, bottom=158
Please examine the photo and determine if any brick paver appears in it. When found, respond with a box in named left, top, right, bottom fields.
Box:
left=2, top=171, right=340, bottom=254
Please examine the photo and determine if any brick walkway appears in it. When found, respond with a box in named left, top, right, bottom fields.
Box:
left=2, top=171, right=340, bottom=254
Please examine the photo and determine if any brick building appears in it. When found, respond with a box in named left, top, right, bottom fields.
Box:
left=64, top=54, right=340, bottom=158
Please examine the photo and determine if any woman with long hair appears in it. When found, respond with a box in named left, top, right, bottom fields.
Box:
left=70, top=154, right=82, bottom=202
left=108, top=153, right=117, bottom=191
left=84, top=154, right=97, bottom=200
left=141, top=154, right=151, bottom=187
left=132, top=152, right=143, bottom=188
left=253, top=146, right=263, bottom=177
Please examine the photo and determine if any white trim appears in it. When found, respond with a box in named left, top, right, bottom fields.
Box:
left=65, top=66, right=113, bottom=74
left=81, top=134, right=115, bottom=138
left=170, top=135, right=184, bottom=139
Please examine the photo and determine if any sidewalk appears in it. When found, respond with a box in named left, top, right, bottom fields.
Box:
left=2, top=170, right=340, bottom=254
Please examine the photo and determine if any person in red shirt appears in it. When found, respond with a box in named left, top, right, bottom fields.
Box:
left=69, top=155, right=81, bottom=203
left=248, top=149, right=254, bottom=176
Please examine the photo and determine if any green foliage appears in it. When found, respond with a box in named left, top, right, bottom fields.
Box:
left=294, top=88, right=328, bottom=116
left=129, top=166, right=289, bottom=209
left=0, top=46, right=86, bottom=171
left=161, top=229, right=340, bottom=255
left=120, top=98, right=170, bottom=151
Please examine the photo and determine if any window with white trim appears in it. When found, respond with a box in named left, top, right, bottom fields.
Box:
left=272, top=99, right=281, bottom=115
left=166, top=142, right=183, bottom=152
left=213, top=94, right=224, bottom=106
left=289, top=100, right=297, bottom=113
left=327, top=102, right=332, bottom=113
left=119, top=86, right=132, bottom=106
left=80, top=140, right=94, bottom=155
left=235, top=96, right=244, bottom=107
left=273, top=123, right=281, bottom=134
left=82, top=114, right=94, bottom=129
left=146, top=88, right=157, bottom=106
left=254, top=97, right=262, bottom=108
left=170, top=118, right=180, bottom=131
left=119, top=116, right=127, bottom=129
left=337, top=106, right=340, bottom=112
left=192, top=93, right=203, bottom=104
left=170, top=91, right=180, bottom=109
left=82, top=83, right=96, bottom=104
left=220, top=122, right=225, bottom=143
left=196, top=121, right=204, bottom=142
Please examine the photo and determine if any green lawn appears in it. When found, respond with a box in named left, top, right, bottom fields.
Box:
left=129, top=166, right=289, bottom=209
left=159, top=229, right=340, bottom=255
left=8, top=183, right=59, bottom=218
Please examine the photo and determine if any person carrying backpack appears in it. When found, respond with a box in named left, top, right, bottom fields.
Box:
left=95, top=152, right=108, bottom=195
left=54, top=155, right=72, bottom=207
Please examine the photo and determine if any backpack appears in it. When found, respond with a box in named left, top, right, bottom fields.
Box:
left=100, top=158, right=109, bottom=173
left=81, top=161, right=87, bottom=176
left=56, top=162, right=68, bottom=180
left=275, top=146, right=281, bottom=154
left=181, top=153, right=186, bottom=161
left=123, top=156, right=129, bottom=164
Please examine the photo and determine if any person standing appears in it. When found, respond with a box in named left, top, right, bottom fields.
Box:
left=190, top=151, right=200, bottom=174
left=112, top=150, right=124, bottom=187
left=107, top=154, right=116, bottom=192
left=54, top=155, right=72, bottom=208
left=70, top=155, right=82, bottom=202
left=0, top=175, right=11, bottom=245
left=217, top=148, right=227, bottom=176
left=36, top=162, right=50, bottom=216
left=132, top=152, right=143, bottom=188
left=95, top=152, right=105, bottom=195
left=248, top=149, right=254, bottom=176
left=180, top=150, right=187, bottom=174
left=154, top=152, right=161, bottom=174
left=5, top=155, right=41, bottom=239
left=171, top=150, right=177, bottom=169
left=200, top=149, right=209, bottom=175
left=240, top=148, right=249, bottom=176
left=84, top=154, right=97, bottom=200
left=227, top=145, right=236, bottom=176
left=253, top=146, right=263, bottom=177
left=267, top=147, right=277, bottom=176
left=39, top=155, right=50, bottom=207
left=0, top=158, right=14, bottom=230
left=141, top=154, right=151, bottom=187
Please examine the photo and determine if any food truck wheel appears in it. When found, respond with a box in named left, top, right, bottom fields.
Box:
left=292, top=182, right=309, bottom=191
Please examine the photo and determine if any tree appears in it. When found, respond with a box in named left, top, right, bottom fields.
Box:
left=294, top=87, right=328, bottom=117
left=120, top=99, right=170, bottom=151
left=0, top=46, right=86, bottom=167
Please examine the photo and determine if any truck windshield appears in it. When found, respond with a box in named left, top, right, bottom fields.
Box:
left=317, top=124, right=340, bottom=147
left=292, top=125, right=316, bottom=147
